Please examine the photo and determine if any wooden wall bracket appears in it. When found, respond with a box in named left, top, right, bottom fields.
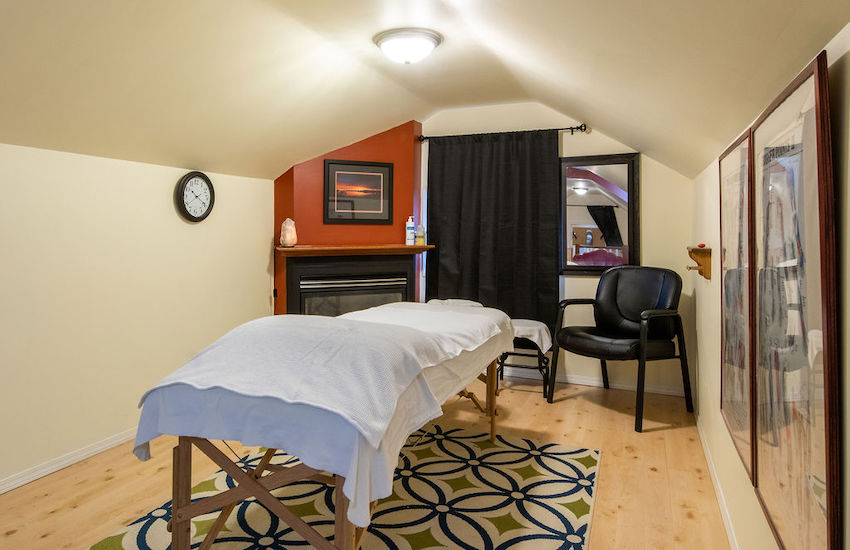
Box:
left=686, top=247, right=711, bottom=280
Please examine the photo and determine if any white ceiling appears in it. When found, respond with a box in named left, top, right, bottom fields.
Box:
left=0, top=1, right=847, bottom=179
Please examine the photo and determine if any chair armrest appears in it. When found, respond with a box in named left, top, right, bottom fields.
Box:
left=640, top=309, right=679, bottom=321
left=559, top=298, right=595, bottom=310
left=640, top=309, right=681, bottom=341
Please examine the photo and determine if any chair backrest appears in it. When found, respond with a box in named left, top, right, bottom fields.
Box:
left=594, top=266, right=682, bottom=338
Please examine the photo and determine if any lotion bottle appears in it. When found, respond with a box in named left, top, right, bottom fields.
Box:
left=405, top=216, right=415, bottom=245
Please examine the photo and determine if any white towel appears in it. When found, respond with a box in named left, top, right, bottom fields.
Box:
left=426, top=298, right=484, bottom=308
left=136, top=311, right=499, bottom=451
left=341, top=302, right=500, bottom=354
left=511, top=319, right=553, bottom=352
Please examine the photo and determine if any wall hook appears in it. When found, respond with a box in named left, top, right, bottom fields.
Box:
left=687, top=246, right=711, bottom=280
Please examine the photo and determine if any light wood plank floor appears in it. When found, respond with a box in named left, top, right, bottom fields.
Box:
left=0, top=379, right=728, bottom=549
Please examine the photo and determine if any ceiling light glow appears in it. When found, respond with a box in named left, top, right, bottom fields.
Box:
left=373, top=28, right=442, bottom=64
left=573, top=187, right=588, bottom=195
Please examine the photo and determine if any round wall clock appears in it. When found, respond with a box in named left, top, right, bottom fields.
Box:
left=175, top=171, right=215, bottom=222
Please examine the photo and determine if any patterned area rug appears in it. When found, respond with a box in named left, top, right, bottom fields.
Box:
left=91, top=425, right=599, bottom=549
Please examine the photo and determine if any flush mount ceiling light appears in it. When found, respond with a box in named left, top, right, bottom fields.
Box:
left=572, top=187, right=589, bottom=195
left=373, top=28, right=442, bottom=64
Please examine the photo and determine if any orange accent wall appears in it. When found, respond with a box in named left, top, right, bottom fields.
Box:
left=273, top=120, right=423, bottom=313
left=274, top=120, right=422, bottom=245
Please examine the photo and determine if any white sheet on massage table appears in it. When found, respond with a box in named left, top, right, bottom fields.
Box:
left=133, top=303, right=513, bottom=527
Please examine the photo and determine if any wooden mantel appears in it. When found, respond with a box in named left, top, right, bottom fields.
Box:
left=274, top=244, right=433, bottom=257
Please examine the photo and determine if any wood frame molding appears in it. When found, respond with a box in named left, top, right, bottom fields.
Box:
left=748, top=50, right=840, bottom=550
left=717, top=128, right=756, bottom=484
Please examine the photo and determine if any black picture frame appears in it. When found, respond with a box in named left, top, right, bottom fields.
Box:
left=323, top=160, right=393, bottom=225
left=559, top=152, right=640, bottom=276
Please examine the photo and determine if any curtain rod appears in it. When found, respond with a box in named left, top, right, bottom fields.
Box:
left=417, top=123, right=588, bottom=142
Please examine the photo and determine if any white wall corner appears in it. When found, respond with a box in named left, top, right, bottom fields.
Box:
left=503, top=366, right=685, bottom=397
left=696, top=416, right=740, bottom=550
left=0, top=427, right=136, bottom=495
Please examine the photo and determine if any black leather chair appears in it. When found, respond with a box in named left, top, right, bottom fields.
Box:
left=547, top=266, right=693, bottom=432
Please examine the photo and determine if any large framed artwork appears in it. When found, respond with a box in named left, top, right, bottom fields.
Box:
left=719, top=130, right=755, bottom=480
left=751, top=51, right=840, bottom=549
left=324, top=160, right=393, bottom=224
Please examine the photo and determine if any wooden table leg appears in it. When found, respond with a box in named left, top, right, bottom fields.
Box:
left=457, top=389, right=486, bottom=413
left=172, top=437, right=192, bottom=550
left=198, top=447, right=278, bottom=550
left=334, top=476, right=357, bottom=550
left=486, top=359, right=497, bottom=441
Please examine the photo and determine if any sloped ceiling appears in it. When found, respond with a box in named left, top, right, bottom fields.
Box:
left=0, top=1, right=848, bottom=179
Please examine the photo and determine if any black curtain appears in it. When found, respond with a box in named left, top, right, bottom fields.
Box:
left=586, top=206, right=623, bottom=246
left=426, top=129, right=560, bottom=332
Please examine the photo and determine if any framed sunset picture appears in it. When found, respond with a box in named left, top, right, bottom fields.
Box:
left=323, top=160, right=393, bottom=224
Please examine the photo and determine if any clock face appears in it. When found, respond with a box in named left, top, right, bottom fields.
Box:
left=175, top=172, right=215, bottom=222
left=183, top=176, right=211, bottom=218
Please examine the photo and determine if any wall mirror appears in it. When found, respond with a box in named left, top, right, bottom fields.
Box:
left=560, top=152, right=639, bottom=275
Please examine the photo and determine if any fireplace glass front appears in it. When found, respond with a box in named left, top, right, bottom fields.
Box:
left=303, top=289, right=404, bottom=316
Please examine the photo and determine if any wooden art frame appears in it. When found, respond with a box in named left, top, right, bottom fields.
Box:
left=559, top=152, right=640, bottom=276
left=324, top=160, right=393, bottom=225
left=718, top=129, right=756, bottom=481
left=749, top=51, right=840, bottom=550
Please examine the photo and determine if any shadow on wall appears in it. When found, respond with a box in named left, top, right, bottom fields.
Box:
left=678, top=290, right=699, bottom=412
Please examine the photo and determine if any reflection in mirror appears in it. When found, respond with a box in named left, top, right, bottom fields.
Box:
left=752, top=70, right=835, bottom=549
left=561, top=153, right=639, bottom=274
left=719, top=133, right=752, bottom=479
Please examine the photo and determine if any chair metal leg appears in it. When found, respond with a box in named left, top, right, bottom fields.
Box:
left=600, top=359, right=610, bottom=389
left=538, top=350, right=549, bottom=398
left=634, top=357, right=646, bottom=432
left=676, top=319, right=694, bottom=412
left=547, top=345, right=560, bottom=403
left=635, top=320, right=650, bottom=433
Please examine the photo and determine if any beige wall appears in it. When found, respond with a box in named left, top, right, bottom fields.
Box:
left=691, top=161, right=777, bottom=549
left=691, top=22, right=850, bottom=549
left=0, top=143, right=273, bottom=482
left=423, top=103, right=695, bottom=396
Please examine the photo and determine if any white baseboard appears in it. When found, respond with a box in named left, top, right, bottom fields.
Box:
left=0, top=427, right=136, bottom=495
left=503, top=366, right=686, bottom=397
left=696, top=416, right=739, bottom=550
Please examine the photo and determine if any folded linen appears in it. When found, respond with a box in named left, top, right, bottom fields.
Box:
left=425, top=298, right=484, bottom=308
left=341, top=302, right=500, bottom=349
left=512, top=318, right=553, bottom=352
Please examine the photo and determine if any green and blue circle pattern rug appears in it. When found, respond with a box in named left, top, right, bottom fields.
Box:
left=91, top=425, right=599, bottom=549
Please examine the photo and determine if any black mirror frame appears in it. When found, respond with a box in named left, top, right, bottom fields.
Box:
left=559, top=152, right=640, bottom=276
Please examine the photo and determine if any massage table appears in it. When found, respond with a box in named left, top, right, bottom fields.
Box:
left=132, top=302, right=513, bottom=550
